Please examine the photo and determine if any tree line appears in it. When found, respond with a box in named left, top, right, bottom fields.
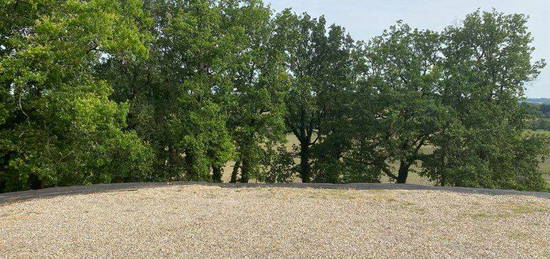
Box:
left=525, top=102, right=550, bottom=130
left=1, top=0, right=548, bottom=193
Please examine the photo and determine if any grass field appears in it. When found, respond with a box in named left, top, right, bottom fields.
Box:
left=224, top=133, right=550, bottom=185
left=222, top=135, right=433, bottom=185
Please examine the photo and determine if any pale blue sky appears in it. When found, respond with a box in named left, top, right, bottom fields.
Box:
left=265, top=0, right=550, bottom=98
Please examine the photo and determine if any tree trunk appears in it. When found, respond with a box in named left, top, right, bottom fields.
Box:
left=230, top=161, right=240, bottom=183
left=240, top=159, right=250, bottom=183
left=299, top=142, right=311, bottom=183
left=185, top=152, right=198, bottom=180
left=439, top=147, right=448, bottom=186
left=28, top=173, right=43, bottom=190
left=396, top=160, right=410, bottom=184
left=212, top=166, right=222, bottom=183
left=168, top=146, right=179, bottom=176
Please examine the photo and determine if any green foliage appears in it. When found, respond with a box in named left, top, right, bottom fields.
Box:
left=420, top=10, right=548, bottom=191
left=0, top=0, right=154, bottom=192
left=1, top=2, right=547, bottom=193
left=532, top=119, right=550, bottom=131
left=98, top=0, right=286, bottom=183
left=292, top=10, right=548, bottom=191
left=343, top=22, right=446, bottom=184
left=224, top=0, right=288, bottom=183
left=275, top=10, right=356, bottom=183
left=99, top=0, right=237, bottom=181
left=257, top=145, right=295, bottom=184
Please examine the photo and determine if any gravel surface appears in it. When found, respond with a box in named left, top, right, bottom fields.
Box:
left=1, top=183, right=549, bottom=258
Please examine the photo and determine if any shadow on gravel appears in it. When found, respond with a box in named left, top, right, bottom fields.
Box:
left=1, top=182, right=549, bottom=205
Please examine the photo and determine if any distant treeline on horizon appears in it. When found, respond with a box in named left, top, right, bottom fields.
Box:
left=527, top=98, right=550, bottom=105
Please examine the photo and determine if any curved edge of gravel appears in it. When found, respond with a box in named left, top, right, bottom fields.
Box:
left=0, top=181, right=549, bottom=205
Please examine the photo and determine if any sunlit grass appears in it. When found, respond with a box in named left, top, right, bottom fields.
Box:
left=223, top=132, right=550, bottom=185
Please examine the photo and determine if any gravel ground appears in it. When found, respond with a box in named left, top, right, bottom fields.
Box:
left=1, top=183, right=549, bottom=258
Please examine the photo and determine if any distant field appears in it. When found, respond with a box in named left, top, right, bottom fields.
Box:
left=529, top=130, right=550, bottom=136
left=224, top=133, right=550, bottom=185
left=529, top=130, right=550, bottom=183
left=223, top=135, right=433, bottom=185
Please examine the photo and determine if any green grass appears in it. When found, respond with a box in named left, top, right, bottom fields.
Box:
left=526, top=129, right=550, bottom=136
left=281, top=134, right=433, bottom=185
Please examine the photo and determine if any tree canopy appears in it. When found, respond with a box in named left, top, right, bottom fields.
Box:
left=0, top=0, right=154, bottom=192
left=1, top=1, right=547, bottom=192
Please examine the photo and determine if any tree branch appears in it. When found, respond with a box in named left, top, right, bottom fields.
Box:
left=382, top=166, right=398, bottom=180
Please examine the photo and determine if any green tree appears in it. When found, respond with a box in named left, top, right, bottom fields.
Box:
left=224, top=0, right=288, bottom=183
left=0, top=0, right=154, bottom=192
left=99, top=0, right=237, bottom=182
left=275, top=10, right=356, bottom=183
left=422, top=10, right=548, bottom=191
left=99, top=0, right=286, bottom=183
left=344, top=22, right=446, bottom=184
